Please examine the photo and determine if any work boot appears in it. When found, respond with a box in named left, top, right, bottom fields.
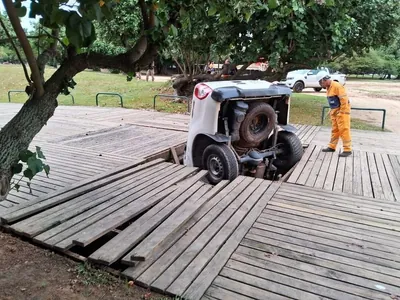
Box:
left=339, top=151, right=352, bottom=157
left=322, top=147, right=335, bottom=152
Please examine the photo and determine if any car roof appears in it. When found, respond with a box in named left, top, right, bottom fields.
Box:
left=201, top=80, right=292, bottom=102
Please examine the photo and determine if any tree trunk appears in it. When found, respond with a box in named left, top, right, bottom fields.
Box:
left=0, top=91, right=58, bottom=201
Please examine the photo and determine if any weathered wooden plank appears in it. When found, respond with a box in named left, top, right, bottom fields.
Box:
left=244, top=233, right=400, bottom=279
left=166, top=179, right=266, bottom=295
left=211, top=276, right=288, bottom=300
left=241, top=238, right=400, bottom=289
left=251, top=223, right=400, bottom=264
left=128, top=184, right=213, bottom=262
left=150, top=178, right=262, bottom=291
left=305, top=148, right=325, bottom=187
left=170, top=146, right=180, bottom=164
left=302, top=126, right=319, bottom=146
left=333, top=155, right=346, bottom=192
left=273, top=193, right=400, bottom=220
left=47, top=185, right=176, bottom=249
left=88, top=171, right=210, bottom=265
left=266, top=205, right=400, bottom=242
left=233, top=248, right=399, bottom=298
left=297, top=145, right=322, bottom=185
left=304, top=126, right=321, bottom=145
left=359, top=151, right=374, bottom=198
left=13, top=163, right=171, bottom=232
left=258, top=214, right=400, bottom=251
left=382, top=154, right=400, bottom=201
left=269, top=201, right=400, bottom=231
left=121, top=176, right=248, bottom=280
left=225, top=259, right=368, bottom=300
left=313, top=151, right=332, bottom=189
left=343, top=154, right=354, bottom=194
left=389, top=154, right=400, bottom=184
left=181, top=182, right=281, bottom=300
left=69, top=167, right=198, bottom=248
left=204, top=285, right=253, bottom=300
left=352, top=150, right=363, bottom=196
left=375, top=153, right=395, bottom=201
left=367, top=152, right=385, bottom=200
left=323, top=151, right=339, bottom=191
left=0, top=158, right=155, bottom=224
left=10, top=163, right=175, bottom=236
left=287, top=144, right=315, bottom=183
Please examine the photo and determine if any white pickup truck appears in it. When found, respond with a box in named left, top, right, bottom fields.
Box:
left=281, top=68, right=346, bottom=93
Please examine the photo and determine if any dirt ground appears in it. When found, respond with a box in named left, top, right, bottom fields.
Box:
left=0, top=231, right=168, bottom=300
left=304, top=80, right=400, bottom=133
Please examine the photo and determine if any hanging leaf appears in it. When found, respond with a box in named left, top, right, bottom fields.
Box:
left=36, top=146, right=46, bottom=159
left=15, top=184, right=20, bottom=192
left=19, top=150, right=34, bottom=163
left=43, top=165, right=51, bottom=177
left=268, top=0, right=279, bottom=9
left=23, top=169, right=34, bottom=181
left=11, top=163, right=23, bottom=175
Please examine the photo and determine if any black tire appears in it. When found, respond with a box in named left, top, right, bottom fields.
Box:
left=273, top=131, right=303, bottom=171
left=293, top=81, right=304, bottom=93
left=314, top=88, right=322, bottom=92
left=239, top=102, right=276, bottom=146
left=202, top=144, right=239, bottom=184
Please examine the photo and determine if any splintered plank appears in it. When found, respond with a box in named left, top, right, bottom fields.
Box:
left=88, top=171, right=209, bottom=265
left=122, top=176, right=249, bottom=280
left=305, top=149, right=325, bottom=187
left=375, top=153, right=395, bottom=201
left=69, top=167, right=198, bottom=248
left=367, top=152, right=385, bottom=200
left=382, top=154, right=400, bottom=201
left=11, top=164, right=179, bottom=237
left=342, top=153, right=354, bottom=194
left=149, top=177, right=263, bottom=292
left=181, top=182, right=281, bottom=300
left=287, top=145, right=315, bottom=184
left=1, top=159, right=160, bottom=224
left=333, top=155, right=346, bottom=192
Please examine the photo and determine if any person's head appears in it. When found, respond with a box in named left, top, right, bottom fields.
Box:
left=317, top=74, right=331, bottom=88
left=225, top=58, right=230, bottom=64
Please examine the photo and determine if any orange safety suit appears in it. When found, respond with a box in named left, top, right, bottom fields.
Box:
left=326, top=81, right=352, bottom=152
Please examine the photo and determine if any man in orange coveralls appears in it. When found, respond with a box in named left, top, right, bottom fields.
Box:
left=318, top=74, right=352, bottom=157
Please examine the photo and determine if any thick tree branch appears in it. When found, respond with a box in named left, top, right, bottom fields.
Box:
left=2, top=0, right=44, bottom=97
left=37, top=29, right=59, bottom=84
left=232, top=62, right=251, bottom=79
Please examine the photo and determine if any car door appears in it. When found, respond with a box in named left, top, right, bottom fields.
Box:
left=304, top=69, right=319, bottom=88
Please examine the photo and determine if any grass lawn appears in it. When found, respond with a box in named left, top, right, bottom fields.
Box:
left=0, top=64, right=187, bottom=113
left=1, top=64, right=382, bottom=130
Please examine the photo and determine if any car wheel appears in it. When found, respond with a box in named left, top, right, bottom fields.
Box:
left=314, top=88, right=322, bottom=92
left=239, top=102, right=276, bottom=146
left=273, top=131, right=303, bottom=171
left=293, top=81, right=304, bottom=93
left=202, top=144, right=239, bottom=184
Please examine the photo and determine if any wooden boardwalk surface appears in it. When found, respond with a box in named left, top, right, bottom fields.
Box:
left=203, top=183, right=400, bottom=300
left=288, top=143, right=400, bottom=201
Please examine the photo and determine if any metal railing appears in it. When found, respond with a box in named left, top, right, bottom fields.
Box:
left=153, top=94, right=191, bottom=112
left=321, top=106, right=386, bottom=130
left=96, top=92, right=123, bottom=107
left=7, top=90, right=25, bottom=102
left=8, top=90, right=74, bottom=104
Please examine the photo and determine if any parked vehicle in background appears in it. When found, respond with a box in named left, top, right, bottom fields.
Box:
left=281, top=68, right=346, bottom=93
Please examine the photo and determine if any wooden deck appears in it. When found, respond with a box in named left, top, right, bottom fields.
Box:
left=203, top=183, right=400, bottom=300
left=288, top=143, right=400, bottom=201
left=3, top=103, right=400, bottom=299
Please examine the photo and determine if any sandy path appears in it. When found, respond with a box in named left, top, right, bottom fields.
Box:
left=304, top=80, right=400, bottom=133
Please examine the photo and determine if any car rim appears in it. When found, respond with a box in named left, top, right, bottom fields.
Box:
left=250, top=115, right=268, bottom=134
left=208, top=155, right=224, bottom=179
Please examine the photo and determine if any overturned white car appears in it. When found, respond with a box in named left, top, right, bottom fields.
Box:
left=184, top=80, right=304, bottom=184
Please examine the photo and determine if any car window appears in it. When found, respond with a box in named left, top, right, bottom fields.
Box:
left=308, top=70, right=319, bottom=75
